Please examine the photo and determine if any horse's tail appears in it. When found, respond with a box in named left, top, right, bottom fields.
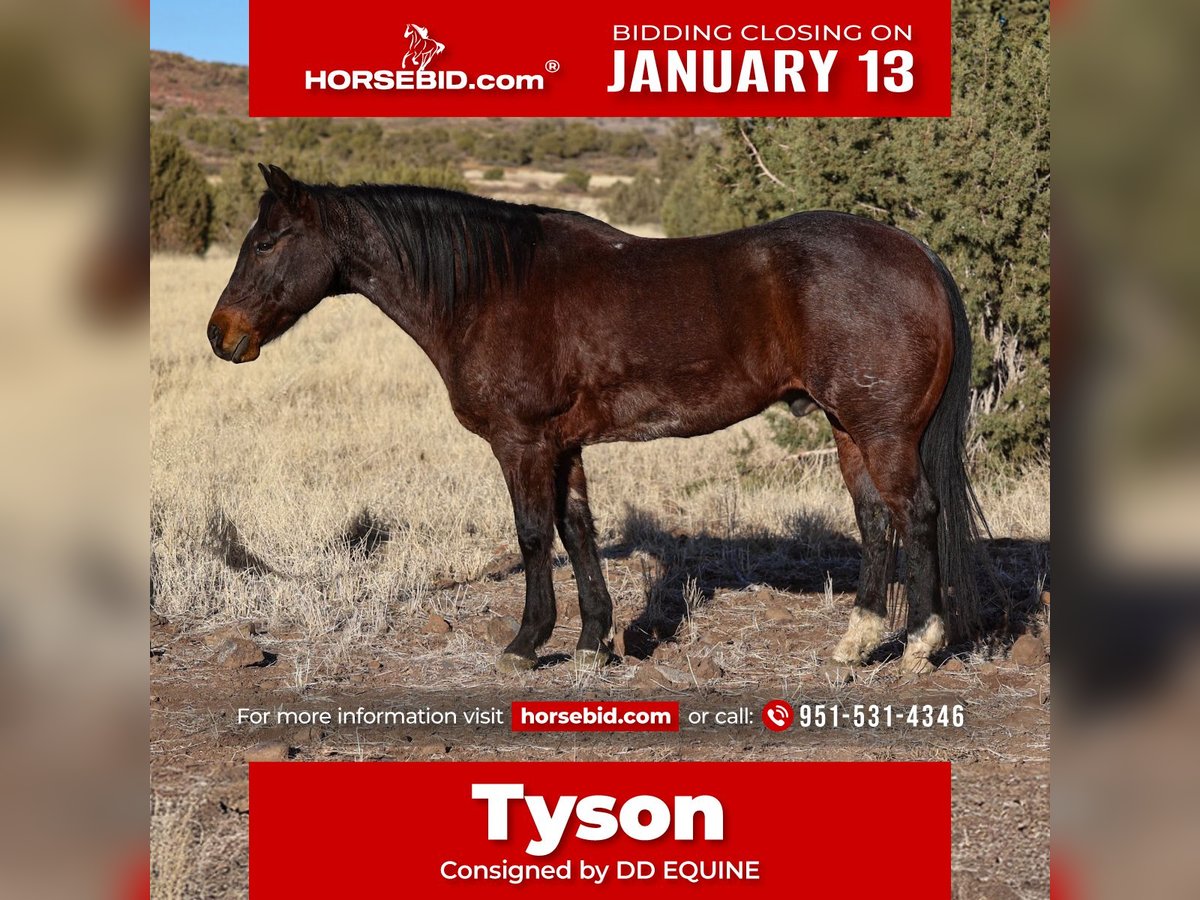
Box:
left=918, top=244, right=993, bottom=644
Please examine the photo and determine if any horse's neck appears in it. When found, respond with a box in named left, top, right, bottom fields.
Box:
left=338, top=211, right=456, bottom=376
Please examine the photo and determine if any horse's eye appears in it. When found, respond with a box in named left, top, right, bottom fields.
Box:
left=255, top=241, right=274, bottom=254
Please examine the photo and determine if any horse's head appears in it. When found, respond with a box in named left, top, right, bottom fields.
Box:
left=207, top=165, right=338, bottom=363
left=404, top=23, right=424, bottom=39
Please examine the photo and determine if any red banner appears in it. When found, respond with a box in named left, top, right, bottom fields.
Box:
left=249, top=0, right=951, bottom=117
left=250, top=761, right=950, bottom=896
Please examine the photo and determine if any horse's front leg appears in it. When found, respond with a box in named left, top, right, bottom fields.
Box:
left=493, top=440, right=558, bottom=673
left=554, top=447, right=617, bottom=671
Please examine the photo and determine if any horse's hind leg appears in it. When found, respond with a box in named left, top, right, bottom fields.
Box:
left=830, top=425, right=892, bottom=665
left=554, top=448, right=617, bottom=670
left=858, top=436, right=946, bottom=674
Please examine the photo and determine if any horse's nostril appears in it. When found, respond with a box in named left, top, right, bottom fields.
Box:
left=208, top=323, right=221, bottom=346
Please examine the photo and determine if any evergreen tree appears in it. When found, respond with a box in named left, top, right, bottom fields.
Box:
left=149, top=126, right=212, bottom=254
left=662, top=8, right=1050, bottom=467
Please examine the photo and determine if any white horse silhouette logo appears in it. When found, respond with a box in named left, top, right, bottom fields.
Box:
left=403, top=23, right=446, bottom=72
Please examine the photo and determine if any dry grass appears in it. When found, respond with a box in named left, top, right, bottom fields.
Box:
left=151, top=790, right=246, bottom=899
left=151, top=251, right=1049, bottom=650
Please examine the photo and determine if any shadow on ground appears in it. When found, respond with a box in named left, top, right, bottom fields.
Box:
left=606, top=504, right=1050, bottom=660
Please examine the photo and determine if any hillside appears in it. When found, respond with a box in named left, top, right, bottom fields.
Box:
left=150, top=51, right=249, bottom=118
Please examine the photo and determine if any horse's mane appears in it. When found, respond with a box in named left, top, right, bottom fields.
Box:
left=310, top=183, right=544, bottom=316
left=408, top=23, right=428, bottom=39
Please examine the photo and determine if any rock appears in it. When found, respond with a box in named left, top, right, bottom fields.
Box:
left=481, top=550, right=523, bottom=581
left=247, top=620, right=270, bottom=635
left=631, top=664, right=659, bottom=691
left=1040, top=590, right=1051, bottom=607
left=764, top=606, right=793, bottom=623
left=690, top=657, right=723, bottom=681
left=941, top=657, right=966, bottom=673
left=214, top=637, right=267, bottom=669
left=485, top=615, right=519, bottom=646
left=423, top=613, right=452, bottom=635
left=243, top=741, right=290, bottom=763
left=978, top=661, right=1000, bottom=676
left=1010, top=633, right=1047, bottom=667
left=150, top=612, right=169, bottom=627
left=749, top=588, right=775, bottom=605
left=203, top=624, right=250, bottom=647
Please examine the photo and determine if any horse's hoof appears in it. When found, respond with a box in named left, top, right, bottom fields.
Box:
left=820, top=662, right=856, bottom=685
left=572, top=649, right=616, bottom=672
left=897, top=615, right=945, bottom=675
left=897, top=654, right=936, bottom=675
left=831, top=608, right=887, bottom=666
left=830, top=645, right=867, bottom=666
left=497, top=653, right=536, bottom=674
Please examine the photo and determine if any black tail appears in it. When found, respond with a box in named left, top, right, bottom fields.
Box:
left=919, top=246, right=993, bottom=643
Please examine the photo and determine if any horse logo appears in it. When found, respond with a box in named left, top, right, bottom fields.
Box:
left=403, top=23, right=446, bottom=72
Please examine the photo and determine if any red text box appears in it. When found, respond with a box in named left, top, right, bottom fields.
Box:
left=250, top=761, right=950, bottom=896
left=511, top=700, right=679, bottom=732
left=249, top=0, right=950, bottom=117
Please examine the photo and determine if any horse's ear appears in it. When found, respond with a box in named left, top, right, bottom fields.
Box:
left=259, top=163, right=299, bottom=206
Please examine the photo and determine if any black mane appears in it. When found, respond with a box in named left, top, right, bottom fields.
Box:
left=310, top=182, right=543, bottom=314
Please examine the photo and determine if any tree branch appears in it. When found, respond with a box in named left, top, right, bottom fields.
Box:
left=737, top=122, right=793, bottom=195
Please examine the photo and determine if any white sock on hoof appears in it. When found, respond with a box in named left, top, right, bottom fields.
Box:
left=899, top=614, right=946, bottom=674
left=832, top=608, right=888, bottom=665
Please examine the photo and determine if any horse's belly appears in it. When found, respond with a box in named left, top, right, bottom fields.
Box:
left=569, top=375, right=775, bottom=444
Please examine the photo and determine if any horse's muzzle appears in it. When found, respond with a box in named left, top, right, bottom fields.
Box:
left=207, top=309, right=260, bottom=363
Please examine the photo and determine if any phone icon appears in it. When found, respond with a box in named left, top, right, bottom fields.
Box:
left=761, top=700, right=794, bottom=732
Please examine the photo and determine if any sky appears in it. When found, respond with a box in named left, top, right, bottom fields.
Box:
left=150, top=0, right=249, bottom=65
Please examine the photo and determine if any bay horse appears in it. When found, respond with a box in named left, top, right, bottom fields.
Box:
left=208, top=165, right=988, bottom=675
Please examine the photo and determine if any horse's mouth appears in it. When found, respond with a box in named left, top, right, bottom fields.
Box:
left=228, top=338, right=261, bottom=363
left=231, top=334, right=253, bottom=363
left=208, top=310, right=262, bottom=363
left=210, top=330, right=260, bottom=363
